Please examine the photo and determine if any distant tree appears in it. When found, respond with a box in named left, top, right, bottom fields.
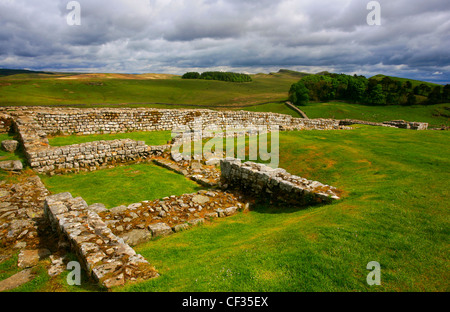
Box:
left=406, top=93, right=417, bottom=105
left=428, top=86, right=442, bottom=104
left=368, top=84, right=386, bottom=105
left=347, top=76, right=368, bottom=103
left=288, top=81, right=310, bottom=106
left=182, top=72, right=200, bottom=79
left=381, top=76, right=393, bottom=92
left=198, top=71, right=252, bottom=82
left=415, top=83, right=432, bottom=96
left=182, top=71, right=251, bottom=82
left=404, top=81, right=412, bottom=90
left=442, top=84, right=450, bottom=102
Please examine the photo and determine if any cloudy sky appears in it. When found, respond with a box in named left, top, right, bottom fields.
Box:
left=0, top=0, right=449, bottom=83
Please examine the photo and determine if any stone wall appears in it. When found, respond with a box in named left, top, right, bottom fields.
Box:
left=382, top=120, right=429, bottom=130
left=220, top=158, right=340, bottom=206
left=5, top=111, right=169, bottom=173
left=2, top=107, right=429, bottom=174
left=26, top=139, right=169, bottom=174
left=44, top=192, right=158, bottom=289
left=340, top=119, right=428, bottom=130
left=4, top=107, right=345, bottom=174
left=31, top=107, right=343, bottom=134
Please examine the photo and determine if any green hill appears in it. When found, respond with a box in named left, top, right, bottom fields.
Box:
left=0, top=69, right=300, bottom=108
left=370, top=74, right=442, bottom=88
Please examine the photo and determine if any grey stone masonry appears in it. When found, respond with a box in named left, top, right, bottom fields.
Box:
left=220, top=158, right=341, bottom=206
left=26, top=139, right=170, bottom=174
left=340, top=119, right=428, bottom=130
left=30, top=107, right=343, bottom=134
left=0, top=106, right=429, bottom=174
left=382, top=120, right=429, bottom=130
left=44, top=192, right=158, bottom=289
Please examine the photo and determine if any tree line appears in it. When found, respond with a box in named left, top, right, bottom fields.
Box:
left=289, top=73, right=450, bottom=106
left=182, top=71, right=252, bottom=82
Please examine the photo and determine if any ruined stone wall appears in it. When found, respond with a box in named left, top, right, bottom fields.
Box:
left=32, top=107, right=343, bottom=134
left=44, top=192, right=158, bottom=289
left=5, top=107, right=343, bottom=173
left=382, top=120, right=429, bottom=130
left=220, top=158, right=340, bottom=206
left=340, top=119, right=429, bottom=130
left=3, top=106, right=428, bottom=174
left=26, top=139, right=170, bottom=174
left=8, top=112, right=169, bottom=173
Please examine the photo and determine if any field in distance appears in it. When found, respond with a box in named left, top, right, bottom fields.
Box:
left=0, top=69, right=301, bottom=108
left=1, top=68, right=448, bottom=127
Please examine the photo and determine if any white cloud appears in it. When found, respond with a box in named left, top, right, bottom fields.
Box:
left=0, top=0, right=448, bottom=83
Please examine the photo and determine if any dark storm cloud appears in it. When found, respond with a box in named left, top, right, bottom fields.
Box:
left=0, top=0, right=448, bottom=83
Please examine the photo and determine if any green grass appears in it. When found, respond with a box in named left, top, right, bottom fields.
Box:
left=0, top=252, right=103, bottom=292
left=118, top=126, right=449, bottom=292
left=0, top=73, right=298, bottom=108
left=39, top=163, right=202, bottom=208
left=2, top=71, right=447, bottom=127
left=300, top=102, right=450, bottom=128
left=242, top=101, right=302, bottom=118
left=48, top=130, right=172, bottom=147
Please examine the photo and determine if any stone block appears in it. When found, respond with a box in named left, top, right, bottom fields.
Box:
left=1, top=140, right=19, bottom=153
left=0, top=160, right=23, bottom=171
left=148, top=222, right=173, bottom=237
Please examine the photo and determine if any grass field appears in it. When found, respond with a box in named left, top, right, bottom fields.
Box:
left=40, top=163, right=203, bottom=208
left=301, top=102, right=450, bottom=128
left=48, top=130, right=173, bottom=147
left=2, top=70, right=448, bottom=128
left=0, top=72, right=299, bottom=108
left=242, top=101, right=302, bottom=118
left=1, top=70, right=449, bottom=292
left=114, top=126, right=449, bottom=292
left=2, top=126, right=449, bottom=292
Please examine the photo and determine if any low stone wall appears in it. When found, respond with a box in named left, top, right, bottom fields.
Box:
left=44, top=192, right=158, bottom=289
left=5, top=107, right=345, bottom=174
left=2, top=107, right=428, bottom=174
left=383, top=120, right=429, bottom=130
left=220, top=158, right=340, bottom=206
left=26, top=139, right=170, bottom=174
left=285, top=101, right=309, bottom=119
left=340, top=119, right=428, bottom=130
left=30, top=107, right=342, bottom=134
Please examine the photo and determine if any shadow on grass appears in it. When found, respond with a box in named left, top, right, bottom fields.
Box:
left=248, top=200, right=328, bottom=215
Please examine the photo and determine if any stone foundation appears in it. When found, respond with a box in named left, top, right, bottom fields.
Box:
left=339, top=119, right=428, bottom=130
left=44, top=192, right=158, bottom=289
left=26, top=139, right=169, bottom=174
left=220, top=158, right=340, bottom=206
